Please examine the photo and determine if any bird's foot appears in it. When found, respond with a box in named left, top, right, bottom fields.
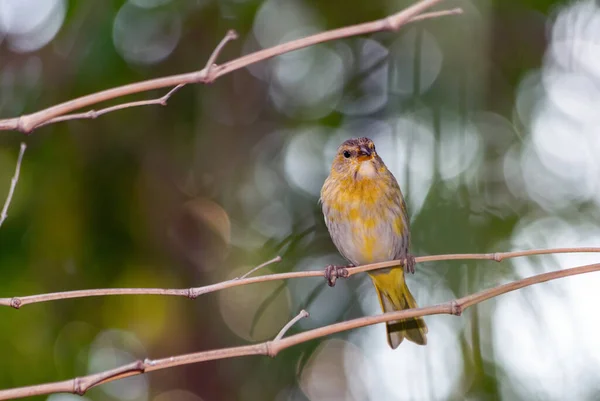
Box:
left=404, top=254, right=416, bottom=274
left=324, top=264, right=352, bottom=287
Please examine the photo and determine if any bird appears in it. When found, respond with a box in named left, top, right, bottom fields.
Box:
left=320, top=137, right=427, bottom=348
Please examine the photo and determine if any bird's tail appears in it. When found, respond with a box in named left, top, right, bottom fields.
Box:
left=369, top=267, right=428, bottom=348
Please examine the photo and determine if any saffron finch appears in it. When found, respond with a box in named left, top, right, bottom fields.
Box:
left=320, top=137, right=427, bottom=348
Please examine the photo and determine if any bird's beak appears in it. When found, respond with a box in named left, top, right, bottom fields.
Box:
left=358, top=145, right=372, bottom=160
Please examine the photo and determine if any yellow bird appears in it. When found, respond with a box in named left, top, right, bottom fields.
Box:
left=320, top=137, right=427, bottom=348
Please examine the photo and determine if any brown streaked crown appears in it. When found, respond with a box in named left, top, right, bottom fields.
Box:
left=336, top=137, right=376, bottom=161
left=340, top=137, right=374, bottom=148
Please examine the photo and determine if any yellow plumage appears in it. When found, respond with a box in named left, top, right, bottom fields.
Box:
left=320, top=137, right=427, bottom=348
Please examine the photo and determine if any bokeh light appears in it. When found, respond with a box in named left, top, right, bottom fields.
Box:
left=0, top=0, right=66, bottom=52
left=153, top=389, right=204, bottom=401
left=495, top=216, right=600, bottom=400
left=88, top=330, right=149, bottom=400
left=288, top=255, right=352, bottom=330
left=113, top=2, right=181, bottom=65
left=299, top=339, right=374, bottom=401
left=1, top=0, right=600, bottom=400
left=218, top=266, right=292, bottom=341
left=514, top=0, right=600, bottom=212
left=336, top=39, right=389, bottom=116
left=389, top=28, right=443, bottom=96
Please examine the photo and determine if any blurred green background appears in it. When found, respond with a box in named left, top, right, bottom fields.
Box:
left=2, top=0, right=600, bottom=400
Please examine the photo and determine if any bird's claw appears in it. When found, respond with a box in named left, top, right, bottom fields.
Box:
left=324, top=264, right=350, bottom=287
left=404, top=254, right=416, bottom=274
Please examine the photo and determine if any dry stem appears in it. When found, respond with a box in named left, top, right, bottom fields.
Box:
left=31, top=30, right=241, bottom=129
left=237, top=255, right=282, bottom=280
left=1, top=261, right=598, bottom=400
left=0, top=143, right=26, bottom=227
left=273, top=309, right=309, bottom=342
left=1, top=247, right=599, bottom=309
left=0, top=1, right=462, bottom=134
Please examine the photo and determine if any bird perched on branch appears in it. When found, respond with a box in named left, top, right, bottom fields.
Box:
left=320, top=137, right=427, bottom=348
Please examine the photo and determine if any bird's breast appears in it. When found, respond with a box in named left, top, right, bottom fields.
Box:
left=321, top=174, right=407, bottom=266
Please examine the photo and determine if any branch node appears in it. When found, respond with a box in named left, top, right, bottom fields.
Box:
left=200, top=29, right=239, bottom=84
left=9, top=297, right=22, bottom=309
left=324, top=265, right=349, bottom=287
left=187, top=288, right=197, bottom=300
left=201, top=65, right=217, bottom=84
left=265, top=341, right=275, bottom=358
left=73, top=377, right=85, bottom=396
left=16, top=117, right=31, bottom=134
left=159, top=84, right=186, bottom=106
left=134, top=360, right=146, bottom=371
left=384, top=16, right=399, bottom=31
left=493, top=253, right=502, bottom=262
left=450, top=300, right=462, bottom=316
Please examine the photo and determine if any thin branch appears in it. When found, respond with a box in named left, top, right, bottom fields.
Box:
left=274, top=309, right=309, bottom=341
left=0, top=0, right=462, bottom=134
left=2, top=262, right=598, bottom=400
left=36, top=29, right=240, bottom=128
left=1, top=247, right=599, bottom=309
left=237, top=255, right=282, bottom=280
left=201, top=29, right=239, bottom=81
left=35, top=85, right=186, bottom=128
left=0, top=142, right=26, bottom=228
left=34, top=28, right=240, bottom=128
left=409, top=7, right=463, bottom=22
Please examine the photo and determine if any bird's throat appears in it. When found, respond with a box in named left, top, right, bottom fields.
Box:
left=356, top=161, right=378, bottom=179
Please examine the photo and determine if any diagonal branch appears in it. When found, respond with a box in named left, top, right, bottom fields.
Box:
left=201, top=29, right=239, bottom=80
left=35, top=85, right=186, bottom=128
left=1, top=261, right=598, bottom=400
left=409, top=7, right=462, bottom=22
left=0, top=142, right=26, bottom=228
left=33, top=29, right=240, bottom=128
left=0, top=0, right=462, bottom=134
left=237, top=255, right=282, bottom=280
left=273, top=309, right=309, bottom=341
left=1, top=247, right=599, bottom=309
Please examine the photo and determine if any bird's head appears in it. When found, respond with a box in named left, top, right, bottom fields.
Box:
left=330, top=137, right=384, bottom=180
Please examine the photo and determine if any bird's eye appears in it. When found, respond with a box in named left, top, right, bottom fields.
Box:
left=343, top=150, right=351, bottom=158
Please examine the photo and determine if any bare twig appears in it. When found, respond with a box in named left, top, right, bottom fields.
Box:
left=274, top=309, right=309, bottom=341
left=0, top=143, right=26, bottom=228
left=0, top=0, right=462, bottom=134
left=34, top=29, right=240, bottom=128
left=2, top=262, right=598, bottom=400
left=409, top=7, right=462, bottom=22
left=35, top=85, right=186, bottom=128
left=237, top=255, right=282, bottom=280
left=201, top=29, right=239, bottom=82
left=1, top=247, right=599, bottom=309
